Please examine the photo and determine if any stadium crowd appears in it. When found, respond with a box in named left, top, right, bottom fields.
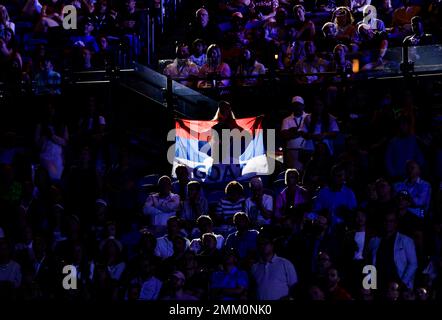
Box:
left=0, top=0, right=442, bottom=302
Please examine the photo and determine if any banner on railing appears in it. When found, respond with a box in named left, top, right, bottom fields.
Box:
left=169, top=116, right=271, bottom=183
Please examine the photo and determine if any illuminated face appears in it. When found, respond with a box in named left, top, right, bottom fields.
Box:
left=295, top=7, right=305, bottom=22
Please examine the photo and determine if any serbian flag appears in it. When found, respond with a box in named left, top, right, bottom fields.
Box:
left=171, top=116, right=270, bottom=183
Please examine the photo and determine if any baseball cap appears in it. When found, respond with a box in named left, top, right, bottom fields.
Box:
left=291, top=96, right=304, bottom=105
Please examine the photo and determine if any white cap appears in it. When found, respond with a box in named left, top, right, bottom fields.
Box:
left=0, top=227, right=4, bottom=239
left=291, top=96, right=304, bottom=105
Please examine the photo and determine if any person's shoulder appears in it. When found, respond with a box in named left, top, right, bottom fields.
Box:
left=248, top=229, right=259, bottom=236
left=397, top=232, right=414, bottom=243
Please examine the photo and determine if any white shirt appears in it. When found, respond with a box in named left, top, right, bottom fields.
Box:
left=155, top=235, right=190, bottom=259
left=281, top=112, right=308, bottom=149
left=354, top=231, right=366, bottom=260
left=189, top=234, right=225, bottom=253
left=245, top=194, right=273, bottom=225
left=143, top=192, right=180, bottom=226
left=251, top=255, right=298, bottom=300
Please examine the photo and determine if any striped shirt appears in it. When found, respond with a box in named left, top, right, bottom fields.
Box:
left=216, top=198, right=246, bottom=223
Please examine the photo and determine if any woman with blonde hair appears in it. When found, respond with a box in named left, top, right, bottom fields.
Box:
left=198, top=44, right=231, bottom=88
left=332, top=6, right=357, bottom=45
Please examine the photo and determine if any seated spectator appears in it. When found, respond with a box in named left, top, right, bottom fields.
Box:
left=300, top=97, right=339, bottom=156
left=294, top=41, right=329, bottom=84
left=403, top=16, right=434, bottom=46
left=317, top=22, right=340, bottom=58
left=70, top=18, right=99, bottom=52
left=395, top=190, right=424, bottom=237
left=325, top=267, right=353, bottom=301
left=0, top=35, right=22, bottom=86
left=385, top=115, right=425, bottom=180
left=356, top=23, right=388, bottom=70
left=34, top=58, right=61, bottom=95
left=186, top=8, right=220, bottom=44
left=390, top=2, right=422, bottom=42
left=93, top=36, right=113, bottom=69
left=155, top=216, right=190, bottom=260
left=394, top=160, right=431, bottom=216
left=313, top=164, right=357, bottom=226
left=245, top=177, right=273, bottom=226
left=330, top=44, right=352, bottom=74
left=291, top=5, right=316, bottom=41
left=366, top=178, right=395, bottom=232
left=209, top=249, right=248, bottom=300
left=119, top=0, right=141, bottom=34
left=189, top=215, right=225, bottom=253
left=99, top=237, right=126, bottom=281
left=332, top=6, right=357, bottom=46
left=161, top=235, right=189, bottom=277
left=356, top=5, right=386, bottom=32
left=180, top=181, right=209, bottom=224
left=224, top=212, right=259, bottom=259
left=198, top=44, right=232, bottom=88
left=143, top=176, right=180, bottom=228
left=251, top=234, right=298, bottom=300
left=163, top=43, right=199, bottom=87
left=90, top=0, right=116, bottom=35
left=196, top=233, right=223, bottom=271
left=129, top=257, right=162, bottom=300
left=161, top=271, right=199, bottom=300
left=275, top=169, right=309, bottom=220
left=263, top=8, right=291, bottom=68
left=251, top=0, right=279, bottom=21
left=368, top=211, right=418, bottom=289
left=216, top=181, right=246, bottom=227
left=189, top=39, right=207, bottom=68
left=234, top=48, right=266, bottom=86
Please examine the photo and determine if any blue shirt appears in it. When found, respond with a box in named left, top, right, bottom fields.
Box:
left=225, top=229, right=259, bottom=259
left=394, top=178, right=432, bottom=213
left=313, top=185, right=357, bottom=226
left=210, top=267, right=248, bottom=300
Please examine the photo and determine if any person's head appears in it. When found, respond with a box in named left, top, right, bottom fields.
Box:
left=97, top=0, right=108, bottom=13
left=170, top=271, right=186, bottom=290
left=314, top=214, right=329, bottom=235
left=326, top=267, right=341, bottom=289
left=308, top=285, right=325, bottom=300
left=355, top=209, right=367, bottom=229
left=332, top=6, right=353, bottom=27
left=395, top=190, right=413, bottom=210
left=222, top=248, right=239, bottom=268
left=331, top=164, right=346, bottom=188
left=139, top=257, right=154, bottom=279
left=250, top=176, right=263, bottom=196
left=158, top=175, right=172, bottom=195
left=375, top=178, right=392, bottom=200
left=275, top=7, right=287, bottom=24
left=215, top=100, right=234, bottom=122
left=333, top=44, right=348, bottom=64
left=415, top=287, right=429, bottom=301
left=207, top=44, right=222, bottom=66
left=125, top=0, right=136, bottom=12
left=172, top=235, right=187, bottom=255
left=231, top=12, right=245, bottom=29
left=233, top=212, right=250, bottom=232
left=192, top=39, right=205, bottom=56
left=176, top=43, right=190, bottom=60
left=83, top=19, right=94, bottom=35
left=241, top=48, right=253, bottom=62
left=167, top=216, right=180, bottom=236
left=196, top=8, right=209, bottom=28
left=385, top=281, right=401, bottom=301
left=138, top=230, right=157, bottom=253
left=225, top=181, right=244, bottom=202
left=291, top=96, right=305, bottom=116
left=383, top=211, right=398, bottom=236
left=3, top=27, right=13, bottom=45
left=187, top=181, right=201, bottom=199
left=102, top=238, right=122, bottom=261
left=175, top=164, right=189, bottom=182
left=197, top=215, right=213, bottom=233
left=257, top=235, right=274, bottom=257
left=405, top=160, right=420, bottom=180
left=411, top=16, right=424, bottom=35
left=317, top=251, right=332, bottom=273
left=285, top=169, right=300, bottom=187
left=304, top=41, right=316, bottom=59
left=41, top=58, right=54, bottom=72
left=358, top=23, right=374, bottom=40
left=293, top=5, right=305, bottom=22
left=105, top=221, right=117, bottom=238
left=201, top=233, right=217, bottom=251
left=98, top=36, right=108, bottom=50
left=322, top=22, right=337, bottom=38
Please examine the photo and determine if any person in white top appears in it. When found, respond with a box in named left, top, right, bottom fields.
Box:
left=143, top=176, right=180, bottom=228
left=189, top=215, right=224, bottom=253
left=155, top=216, right=190, bottom=259
left=163, top=43, right=199, bottom=87
left=300, top=96, right=339, bottom=156
left=281, top=96, right=309, bottom=170
left=245, top=176, right=273, bottom=226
